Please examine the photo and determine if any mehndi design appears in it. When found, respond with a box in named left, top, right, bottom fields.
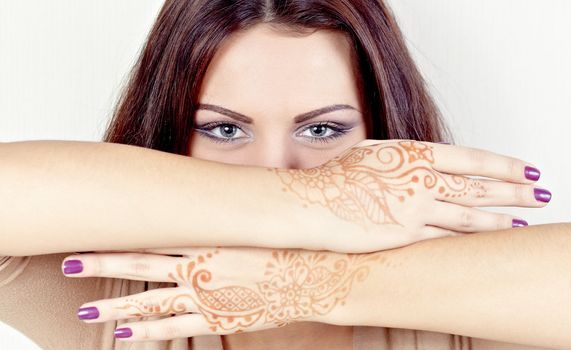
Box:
left=114, top=249, right=382, bottom=333
left=270, top=140, right=486, bottom=227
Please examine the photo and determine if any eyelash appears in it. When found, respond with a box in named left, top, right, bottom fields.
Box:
left=193, top=121, right=351, bottom=144
left=193, top=121, right=249, bottom=144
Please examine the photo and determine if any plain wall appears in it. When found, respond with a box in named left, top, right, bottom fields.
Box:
left=1, top=0, right=569, bottom=347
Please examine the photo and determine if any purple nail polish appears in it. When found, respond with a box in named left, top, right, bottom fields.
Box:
left=63, top=259, right=83, bottom=274
left=524, top=166, right=540, bottom=181
left=114, top=327, right=133, bottom=338
left=534, top=188, right=552, bottom=203
left=77, top=307, right=99, bottom=320
left=512, top=218, right=528, bottom=227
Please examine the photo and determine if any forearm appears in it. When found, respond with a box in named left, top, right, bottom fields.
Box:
left=351, top=222, right=571, bottom=349
left=0, top=140, right=341, bottom=256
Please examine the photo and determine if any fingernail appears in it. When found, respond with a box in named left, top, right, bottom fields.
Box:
left=524, top=166, right=540, bottom=181
left=534, top=188, right=552, bottom=203
left=63, top=259, right=83, bottom=274
left=77, top=306, right=99, bottom=320
left=512, top=218, right=528, bottom=227
left=114, top=327, right=133, bottom=339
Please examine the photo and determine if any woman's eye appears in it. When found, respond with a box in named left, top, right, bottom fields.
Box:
left=194, top=122, right=249, bottom=143
left=212, top=124, right=241, bottom=138
left=194, top=121, right=351, bottom=145
left=296, top=122, right=350, bottom=143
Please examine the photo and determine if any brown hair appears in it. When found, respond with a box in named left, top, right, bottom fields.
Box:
left=103, top=0, right=453, bottom=155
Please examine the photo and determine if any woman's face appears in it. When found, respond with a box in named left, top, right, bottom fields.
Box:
left=190, top=23, right=367, bottom=169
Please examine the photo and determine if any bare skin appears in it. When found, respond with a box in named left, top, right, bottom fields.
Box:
left=190, top=23, right=369, bottom=349
left=271, top=140, right=487, bottom=229
left=65, top=222, right=571, bottom=348
left=181, top=23, right=535, bottom=349
left=0, top=12, right=563, bottom=348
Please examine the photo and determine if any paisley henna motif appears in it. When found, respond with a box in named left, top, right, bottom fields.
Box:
left=270, top=140, right=483, bottom=227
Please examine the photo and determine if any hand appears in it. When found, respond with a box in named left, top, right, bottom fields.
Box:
left=62, top=248, right=381, bottom=341
left=275, top=139, right=551, bottom=252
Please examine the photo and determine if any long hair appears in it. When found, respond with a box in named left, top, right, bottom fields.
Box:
left=103, top=0, right=452, bottom=155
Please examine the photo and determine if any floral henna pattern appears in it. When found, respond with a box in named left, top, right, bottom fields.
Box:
left=257, top=250, right=375, bottom=326
left=114, top=250, right=382, bottom=334
left=270, top=140, right=484, bottom=227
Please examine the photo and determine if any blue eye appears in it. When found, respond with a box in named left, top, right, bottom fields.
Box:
left=295, top=122, right=351, bottom=143
left=194, top=122, right=249, bottom=143
left=193, top=121, right=351, bottom=144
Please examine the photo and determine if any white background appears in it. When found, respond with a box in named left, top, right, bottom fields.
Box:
left=1, top=0, right=570, bottom=348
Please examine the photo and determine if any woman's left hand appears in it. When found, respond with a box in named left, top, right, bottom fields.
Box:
left=61, top=247, right=382, bottom=341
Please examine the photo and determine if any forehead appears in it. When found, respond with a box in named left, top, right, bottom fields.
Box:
left=197, top=23, right=362, bottom=120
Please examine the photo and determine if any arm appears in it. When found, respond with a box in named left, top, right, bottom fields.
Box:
left=0, top=139, right=542, bottom=256
left=351, top=222, right=571, bottom=349
left=61, top=224, right=568, bottom=346
left=0, top=140, right=342, bottom=256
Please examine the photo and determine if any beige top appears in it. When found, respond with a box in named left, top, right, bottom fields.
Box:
left=0, top=253, right=555, bottom=350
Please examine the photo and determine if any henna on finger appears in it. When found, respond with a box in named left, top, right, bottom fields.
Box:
left=115, top=290, right=196, bottom=318
left=78, top=287, right=199, bottom=322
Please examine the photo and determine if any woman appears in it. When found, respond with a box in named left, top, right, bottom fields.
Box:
left=0, top=0, right=566, bottom=349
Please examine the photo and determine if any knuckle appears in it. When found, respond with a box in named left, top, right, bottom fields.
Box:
left=128, top=255, right=150, bottom=276
left=506, top=158, right=522, bottom=178
left=162, top=322, right=182, bottom=339
left=513, top=184, right=526, bottom=203
left=469, top=149, right=488, bottom=169
left=142, top=325, right=152, bottom=340
left=459, top=209, right=473, bottom=228
left=497, top=214, right=512, bottom=231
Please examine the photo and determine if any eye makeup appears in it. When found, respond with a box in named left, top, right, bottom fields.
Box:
left=192, top=120, right=354, bottom=145
left=193, top=121, right=250, bottom=144
left=294, top=121, right=353, bottom=143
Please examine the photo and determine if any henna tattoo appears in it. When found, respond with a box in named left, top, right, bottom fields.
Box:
left=269, top=140, right=486, bottom=227
left=114, top=250, right=382, bottom=334
left=257, top=250, right=376, bottom=326
left=114, top=293, right=194, bottom=317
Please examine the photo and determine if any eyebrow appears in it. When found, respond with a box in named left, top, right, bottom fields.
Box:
left=195, top=103, right=359, bottom=124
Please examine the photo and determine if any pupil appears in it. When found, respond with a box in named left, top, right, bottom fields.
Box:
left=311, top=125, right=326, bottom=136
left=221, top=124, right=236, bottom=137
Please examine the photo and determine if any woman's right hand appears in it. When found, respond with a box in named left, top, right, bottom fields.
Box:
left=271, top=139, right=551, bottom=252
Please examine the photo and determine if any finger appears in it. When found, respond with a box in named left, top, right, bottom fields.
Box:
left=77, top=287, right=197, bottom=323
left=61, top=253, right=186, bottom=281
left=431, top=174, right=552, bottom=207
left=113, top=314, right=215, bottom=341
left=425, top=200, right=527, bottom=232
left=89, top=247, right=219, bottom=256
left=429, top=142, right=541, bottom=184
left=136, top=247, right=220, bottom=256
left=419, top=225, right=464, bottom=240
left=134, top=248, right=187, bottom=255
left=82, top=249, right=150, bottom=254
left=91, top=248, right=187, bottom=256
